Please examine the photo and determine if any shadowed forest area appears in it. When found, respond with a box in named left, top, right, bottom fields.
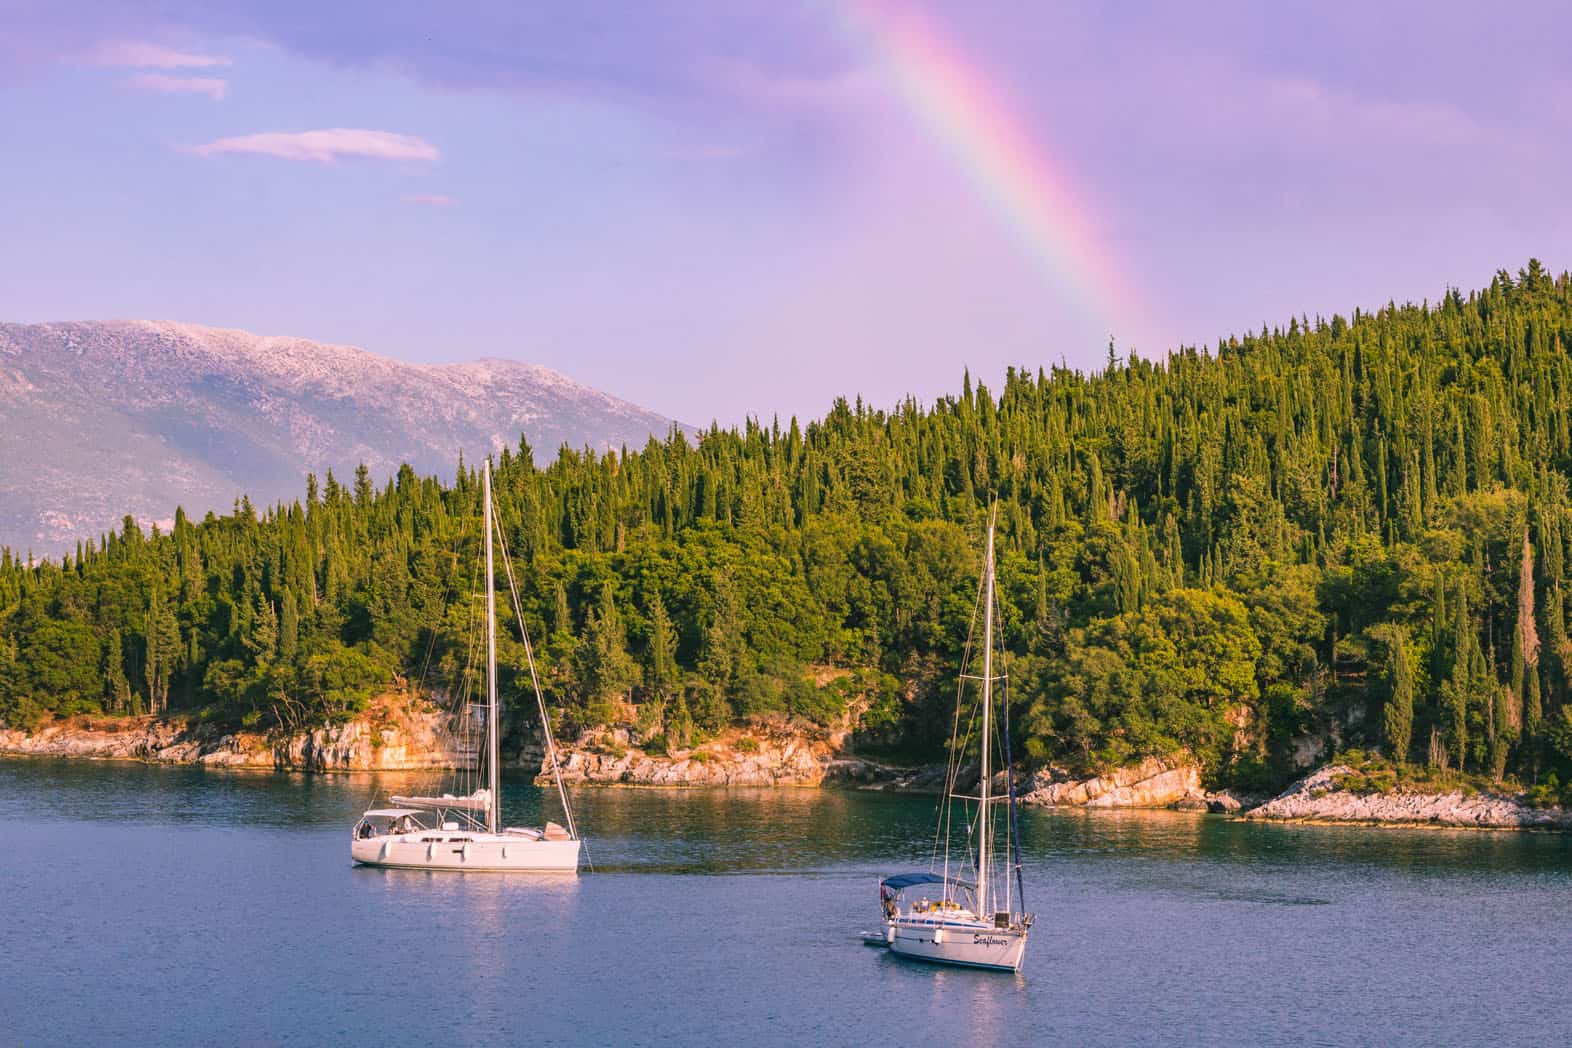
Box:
left=5, top=262, right=1572, bottom=795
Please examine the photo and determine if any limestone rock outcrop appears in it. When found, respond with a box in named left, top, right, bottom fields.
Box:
left=0, top=697, right=467, bottom=772
left=1017, top=757, right=1201, bottom=809
left=1245, top=765, right=1572, bottom=829
left=548, top=726, right=831, bottom=787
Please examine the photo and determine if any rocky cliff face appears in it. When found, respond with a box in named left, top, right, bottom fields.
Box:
left=549, top=725, right=833, bottom=787
left=1245, top=765, right=1572, bottom=829
left=1017, top=756, right=1202, bottom=808
left=546, top=729, right=1220, bottom=810
left=0, top=708, right=1231, bottom=811
left=0, top=700, right=468, bottom=772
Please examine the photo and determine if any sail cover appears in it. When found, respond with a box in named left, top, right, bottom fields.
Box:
left=388, top=791, right=491, bottom=812
left=881, top=872, right=973, bottom=891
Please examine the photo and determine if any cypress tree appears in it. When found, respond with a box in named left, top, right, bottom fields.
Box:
left=279, top=591, right=300, bottom=665
left=646, top=592, right=677, bottom=699
left=1518, top=528, right=1543, bottom=733
left=104, top=629, right=132, bottom=714
left=1380, top=625, right=1415, bottom=763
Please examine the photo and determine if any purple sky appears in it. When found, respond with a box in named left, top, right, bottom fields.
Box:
left=2, top=1, right=1569, bottom=426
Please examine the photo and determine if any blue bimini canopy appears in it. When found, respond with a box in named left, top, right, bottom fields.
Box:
left=881, top=872, right=974, bottom=891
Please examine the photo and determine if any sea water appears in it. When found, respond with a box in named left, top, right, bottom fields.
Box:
left=2, top=759, right=1570, bottom=1047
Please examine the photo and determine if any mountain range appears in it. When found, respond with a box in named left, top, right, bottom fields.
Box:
left=0, top=320, right=688, bottom=556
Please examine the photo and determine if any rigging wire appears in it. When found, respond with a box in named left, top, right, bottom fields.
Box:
left=989, top=558, right=1026, bottom=917
left=360, top=498, right=475, bottom=815
left=492, top=506, right=591, bottom=872
left=455, top=557, right=482, bottom=802
left=934, top=533, right=990, bottom=902
left=935, top=559, right=982, bottom=877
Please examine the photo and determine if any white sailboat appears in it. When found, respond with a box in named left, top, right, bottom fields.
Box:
left=351, top=460, right=582, bottom=873
left=877, top=510, right=1032, bottom=970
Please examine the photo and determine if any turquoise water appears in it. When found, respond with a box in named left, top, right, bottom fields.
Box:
left=2, top=759, right=1570, bottom=1047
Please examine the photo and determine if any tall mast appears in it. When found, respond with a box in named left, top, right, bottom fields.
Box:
left=977, top=510, right=996, bottom=917
left=483, top=460, right=500, bottom=835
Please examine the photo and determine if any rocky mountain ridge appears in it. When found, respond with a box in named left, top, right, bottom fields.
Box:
left=0, top=320, right=688, bottom=554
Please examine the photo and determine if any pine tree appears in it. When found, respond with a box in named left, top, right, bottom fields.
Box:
left=245, top=596, right=279, bottom=663
left=573, top=584, right=638, bottom=725
left=667, top=690, right=695, bottom=749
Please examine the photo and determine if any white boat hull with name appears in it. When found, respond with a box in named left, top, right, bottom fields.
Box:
left=887, top=917, right=1028, bottom=972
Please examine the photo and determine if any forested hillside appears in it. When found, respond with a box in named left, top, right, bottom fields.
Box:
left=5, top=263, right=1572, bottom=793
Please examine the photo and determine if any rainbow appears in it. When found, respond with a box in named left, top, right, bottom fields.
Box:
left=834, top=1, right=1140, bottom=337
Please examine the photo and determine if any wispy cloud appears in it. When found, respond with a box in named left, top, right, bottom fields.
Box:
left=190, top=129, right=440, bottom=164
left=128, top=73, right=227, bottom=101
left=1258, top=77, right=1482, bottom=148
left=402, top=194, right=456, bottom=207
left=92, top=40, right=230, bottom=69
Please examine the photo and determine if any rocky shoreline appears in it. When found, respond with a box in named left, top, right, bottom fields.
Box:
left=548, top=729, right=1252, bottom=811
left=0, top=711, right=1222, bottom=809
left=1243, top=765, right=1572, bottom=830
left=553, top=725, right=833, bottom=787
left=6, top=712, right=1570, bottom=829
left=0, top=696, right=471, bottom=773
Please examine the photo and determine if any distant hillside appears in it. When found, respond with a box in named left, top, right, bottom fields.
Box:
left=0, top=321, right=688, bottom=554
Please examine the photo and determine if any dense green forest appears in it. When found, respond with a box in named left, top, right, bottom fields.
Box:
left=6, top=262, right=1572, bottom=794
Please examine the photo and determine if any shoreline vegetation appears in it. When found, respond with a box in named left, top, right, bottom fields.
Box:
left=7, top=265, right=1572, bottom=823
left=4, top=702, right=1567, bottom=831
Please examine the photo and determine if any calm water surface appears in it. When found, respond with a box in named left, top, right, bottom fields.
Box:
left=2, top=758, right=1570, bottom=1047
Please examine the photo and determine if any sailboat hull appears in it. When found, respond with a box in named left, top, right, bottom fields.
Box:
left=877, top=515, right=1027, bottom=976
left=352, top=833, right=580, bottom=873
left=887, top=919, right=1028, bottom=972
